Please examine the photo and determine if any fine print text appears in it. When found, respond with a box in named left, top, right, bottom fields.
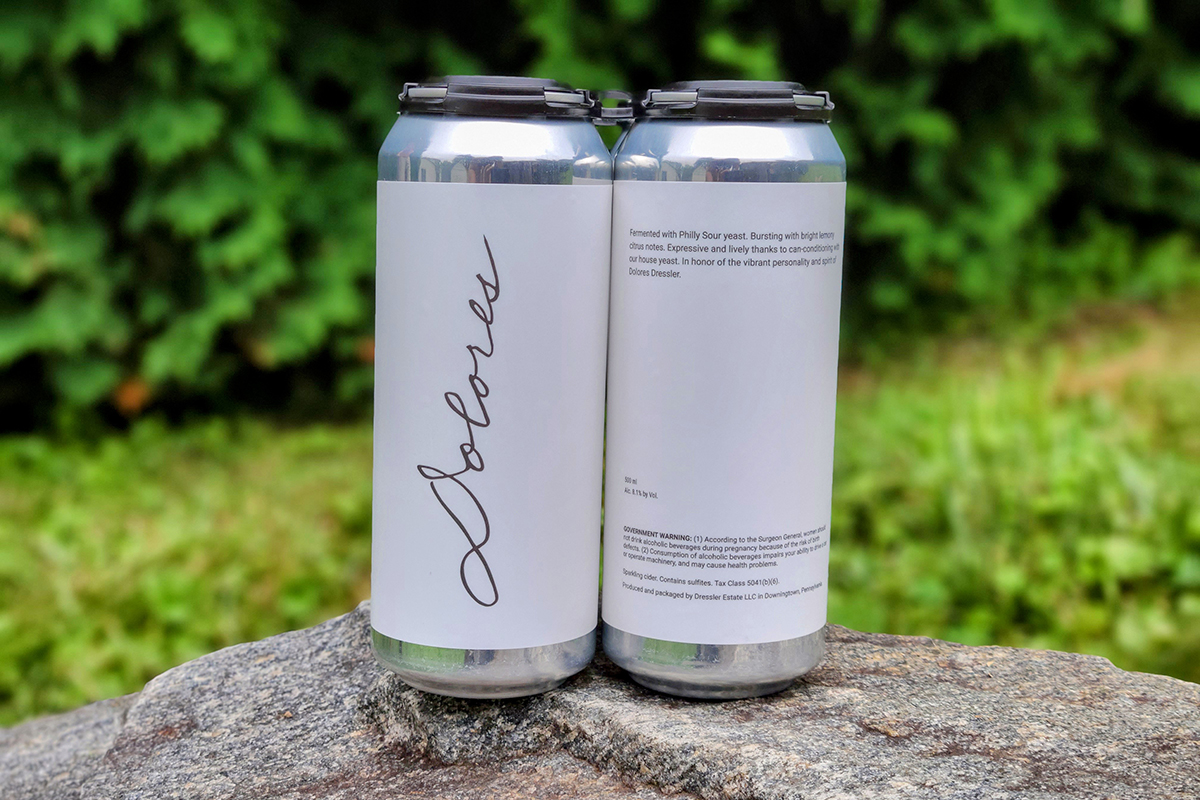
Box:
left=618, top=523, right=828, bottom=604
left=625, top=226, right=842, bottom=278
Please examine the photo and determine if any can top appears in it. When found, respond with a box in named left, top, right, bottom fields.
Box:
left=640, top=80, right=834, bottom=122
left=399, top=76, right=597, bottom=119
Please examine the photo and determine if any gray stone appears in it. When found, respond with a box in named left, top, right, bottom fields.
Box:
left=2, top=603, right=1197, bottom=799
left=0, top=694, right=135, bottom=800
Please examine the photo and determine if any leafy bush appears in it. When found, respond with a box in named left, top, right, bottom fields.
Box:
left=2, top=1, right=1200, bottom=419
left=2, top=312, right=1197, bottom=725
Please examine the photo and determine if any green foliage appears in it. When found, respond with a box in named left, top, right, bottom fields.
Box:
left=2, top=313, right=1197, bottom=725
left=2, top=1, right=1200, bottom=417
left=825, top=0, right=1200, bottom=337
left=0, top=419, right=372, bottom=724
left=830, top=344, right=1200, bottom=680
left=0, top=1, right=394, bottom=420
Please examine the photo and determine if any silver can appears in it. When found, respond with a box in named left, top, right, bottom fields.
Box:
left=372, top=77, right=613, bottom=698
left=601, top=81, right=846, bottom=698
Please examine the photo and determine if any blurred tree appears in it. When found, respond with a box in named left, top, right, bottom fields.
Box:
left=1, top=0, right=1199, bottom=426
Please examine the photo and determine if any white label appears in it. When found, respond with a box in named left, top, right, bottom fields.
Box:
left=602, top=180, right=846, bottom=645
left=372, top=181, right=611, bottom=650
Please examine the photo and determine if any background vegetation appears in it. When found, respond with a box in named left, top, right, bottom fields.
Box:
left=2, top=0, right=1199, bottom=725
left=2, top=0, right=1199, bottom=421
left=3, top=302, right=1198, bottom=726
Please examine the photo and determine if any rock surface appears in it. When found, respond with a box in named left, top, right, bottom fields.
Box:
left=2, top=602, right=1197, bottom=799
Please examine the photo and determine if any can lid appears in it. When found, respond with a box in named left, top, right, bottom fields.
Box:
left=641, top=80, right=834, bottom=122
left=399, top=76, right=597, bottom=118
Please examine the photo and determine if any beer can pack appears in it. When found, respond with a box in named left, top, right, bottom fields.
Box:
left=371, top=76, right=846, bottom=700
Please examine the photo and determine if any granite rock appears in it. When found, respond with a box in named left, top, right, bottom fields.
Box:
left=2, top=602, right=1197, bottom=799
left=0, top=694, right=135, bottom=800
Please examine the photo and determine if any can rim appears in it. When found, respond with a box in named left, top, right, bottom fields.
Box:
left=640, top=80, right=834, bottom=122
left=400, top=76, right=597, bottom=119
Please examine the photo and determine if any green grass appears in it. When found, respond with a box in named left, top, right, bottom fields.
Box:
left=0, top=421, right=373, bottom=726
left=2, top=304, right=1199, bottom=726
left=829, top=309, right=1200, bottom=680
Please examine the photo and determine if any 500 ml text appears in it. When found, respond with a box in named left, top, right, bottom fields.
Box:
left=416, top=236, right=501, bottom=608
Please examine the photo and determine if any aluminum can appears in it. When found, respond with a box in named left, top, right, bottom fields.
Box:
left=601, top=81, right=846, bottom=698
left=372, top=76, right=612, bottom=698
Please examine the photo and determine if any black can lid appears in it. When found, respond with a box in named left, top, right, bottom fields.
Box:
left=641, top=80, right=834, bottom=122
left=399, top=76, right=596, bottom=118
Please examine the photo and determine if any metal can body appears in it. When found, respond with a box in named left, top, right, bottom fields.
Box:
left=372, top=78, right=612, bottom=698
left=601, top=82, right=846, bottom=699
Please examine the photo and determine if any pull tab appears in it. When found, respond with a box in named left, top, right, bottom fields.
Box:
left=400, top=83, right=448, bottom=103
left=593, top=90, right=635, bottom=126
left=544, top=87, right=593, bottom=108
left=794, top=91, right=834, bottom=111
left=643, top=89, right=699, bottom=111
